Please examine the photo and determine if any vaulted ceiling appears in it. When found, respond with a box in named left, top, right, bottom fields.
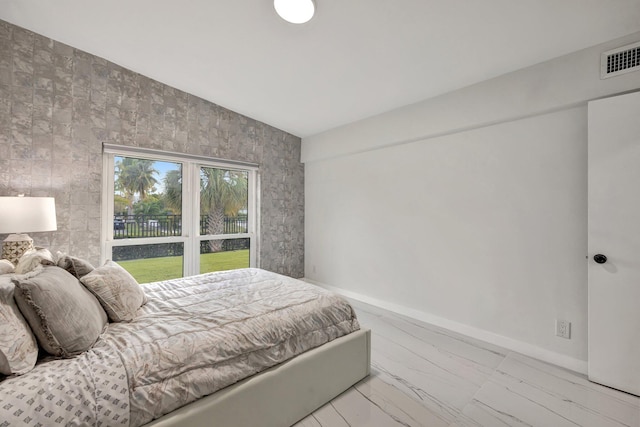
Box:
left=2, top=0, right=640, bottom=137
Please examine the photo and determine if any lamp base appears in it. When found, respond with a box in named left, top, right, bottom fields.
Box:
left=2, top=234, right=34, bottom=265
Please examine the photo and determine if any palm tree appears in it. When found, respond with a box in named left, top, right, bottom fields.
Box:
left=116, top=158, right=159, bottom=208
left=129, top=160, right=159, bottom=200
left=162, top=168, right=183, bottom=236
left=201, top=168, right=247, bottom=252
left=115, top=157, right=136, bottom=205
left=163, top=168, right=182, bottom=214
left=164, top=167, right=247, bottom=252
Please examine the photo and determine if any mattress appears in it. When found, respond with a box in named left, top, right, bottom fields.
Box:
left=0, top=268, right=360, bottom=426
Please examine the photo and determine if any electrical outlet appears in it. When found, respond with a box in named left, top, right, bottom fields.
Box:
left=556, top=319, right=571, bottom=339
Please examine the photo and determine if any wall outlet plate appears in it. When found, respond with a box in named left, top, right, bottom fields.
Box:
left=556, top=319, right=571, bottom=339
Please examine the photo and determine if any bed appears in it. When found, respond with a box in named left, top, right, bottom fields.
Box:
left=0, top=265, right=370, bottom=427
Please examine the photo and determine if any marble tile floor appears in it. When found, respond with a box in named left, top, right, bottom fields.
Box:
left=295, top=301, right=640, bottom=427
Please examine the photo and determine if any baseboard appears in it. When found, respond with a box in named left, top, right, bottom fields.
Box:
left=305, top=278, right=588, bottom=375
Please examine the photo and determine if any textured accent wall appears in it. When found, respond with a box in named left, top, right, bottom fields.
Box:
left=0, top=20, right=304, bottom=278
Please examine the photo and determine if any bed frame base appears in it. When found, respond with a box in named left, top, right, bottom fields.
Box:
left=145, top=329, right=371, bottom=427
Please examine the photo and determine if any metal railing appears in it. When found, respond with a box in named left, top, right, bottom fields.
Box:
left=113, top=214, right=248, bottom=238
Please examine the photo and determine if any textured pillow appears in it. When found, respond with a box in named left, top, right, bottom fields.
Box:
left=0, top=259, right=15, bottom=274
left=80, top=260, right=147, bottom=322
left=15, top=247, right=55, bottom=274
left=13, top=266, right=108, bottom=357
left=0, top=275, right=38, bottom=375
left=57, top=254, right=95, bottom=279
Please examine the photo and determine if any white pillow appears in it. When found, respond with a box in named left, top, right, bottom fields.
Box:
left=15, top=247, right=55, bottom=274
left=0, top=274, right=39, bottom=375
left=0, top=259, right=15, bottom=274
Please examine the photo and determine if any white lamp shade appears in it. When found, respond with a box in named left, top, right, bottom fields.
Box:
left=0, top=197, right=57, bottom=234
left=274, top=0, right=316, bottom=24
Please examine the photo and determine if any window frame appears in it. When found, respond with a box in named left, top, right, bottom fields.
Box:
left=101, top=144, right=259, bottom=278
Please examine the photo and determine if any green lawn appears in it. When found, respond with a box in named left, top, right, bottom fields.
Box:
left=117, top=249, right=250, bottom=283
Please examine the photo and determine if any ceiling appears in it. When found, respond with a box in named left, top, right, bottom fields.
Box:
left=2, top=1, right=640, bottom=138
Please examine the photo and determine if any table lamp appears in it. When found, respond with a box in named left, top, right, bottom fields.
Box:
left=0, top=196, right=57, bottom=264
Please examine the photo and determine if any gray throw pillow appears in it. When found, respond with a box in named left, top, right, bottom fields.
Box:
left=13, top=266, right=108, bottom=358
left=57, top=254, right=95, bottom=279
left=0, top=275, right=38, bottom=375
left=80, top=260, right=147, bottom=322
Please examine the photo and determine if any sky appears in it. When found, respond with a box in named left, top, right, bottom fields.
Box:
left=115, top=156, right=181, bottom=195
left=153, top=161, right=181, bottom=193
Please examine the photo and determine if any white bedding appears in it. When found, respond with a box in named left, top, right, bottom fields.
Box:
left=0, top=268, right=360, bottom=427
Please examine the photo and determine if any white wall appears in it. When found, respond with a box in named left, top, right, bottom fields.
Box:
left=302, top=31, right=640, bottom=163
left=303, top=31, right=640, bottom=372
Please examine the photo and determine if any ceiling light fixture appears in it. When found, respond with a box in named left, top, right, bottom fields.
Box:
left=274, top=0, right=316, bottom=24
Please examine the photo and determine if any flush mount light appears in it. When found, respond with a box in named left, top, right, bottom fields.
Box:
left=274, top=0, right=316, bottom=24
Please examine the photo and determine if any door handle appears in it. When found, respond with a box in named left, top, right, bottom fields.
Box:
left=594, top=254, right=608, bottom=264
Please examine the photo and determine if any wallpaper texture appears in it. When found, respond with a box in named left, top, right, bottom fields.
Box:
left=0, top=20, right=304, bottom=278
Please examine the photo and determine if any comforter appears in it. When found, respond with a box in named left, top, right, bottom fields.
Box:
left=0, top=268, right=360, bottom=426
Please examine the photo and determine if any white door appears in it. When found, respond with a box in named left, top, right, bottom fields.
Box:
left=588, top=90, right=640, bottom=396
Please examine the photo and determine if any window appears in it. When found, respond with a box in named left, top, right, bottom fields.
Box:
left=102, top=145, right=258, bottom=283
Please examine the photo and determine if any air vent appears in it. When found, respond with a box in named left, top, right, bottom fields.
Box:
left=601, top=41, right=640, bottom=79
